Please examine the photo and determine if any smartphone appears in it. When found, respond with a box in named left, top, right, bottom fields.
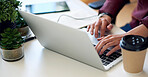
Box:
left=88, top=0, right=106, bottom=9
left=26, top=1, right=70, bottom=14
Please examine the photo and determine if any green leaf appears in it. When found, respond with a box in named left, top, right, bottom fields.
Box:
left=12, top=38, right=17, bottom=41
left=0, top=43, right=7, bottom=47
left=1, top=38, right=8, bottom=42
left=1, top=33, right=7, bottom=37
left=13, top=44, right=20, bottom=48
left=13, top=28, right=18, bottom=33
left=14, top=33, right=21, bottom=37
left=6, top=41, right=13, bottom=45
left=5, top=28, right=11, bottom=32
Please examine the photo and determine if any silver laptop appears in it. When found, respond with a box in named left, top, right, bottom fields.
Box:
left=19, top=10, right=124, bottom=71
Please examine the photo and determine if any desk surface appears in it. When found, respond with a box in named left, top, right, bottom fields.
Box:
left=0, top=0, right=148, bottom=77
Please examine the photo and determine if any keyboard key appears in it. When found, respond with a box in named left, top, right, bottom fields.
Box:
left=99, top=50, right=122, bottom=66
left=93, top=44, right=122, bottom=66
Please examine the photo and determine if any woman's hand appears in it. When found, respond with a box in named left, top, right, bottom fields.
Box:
left=87, top=15, right=113, bottom=38
left=95, top=24, right=148, bottom=56
left=95, top=34, right=126, bottom=56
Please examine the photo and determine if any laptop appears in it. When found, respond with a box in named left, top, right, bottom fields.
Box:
left=19, top=10, right=124, bottom=71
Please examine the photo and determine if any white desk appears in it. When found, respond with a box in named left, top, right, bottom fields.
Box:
left=0, top=0, right=148, bottom=77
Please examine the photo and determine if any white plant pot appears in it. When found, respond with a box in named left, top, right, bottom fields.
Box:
left=0, top=45, right=24, bottom=62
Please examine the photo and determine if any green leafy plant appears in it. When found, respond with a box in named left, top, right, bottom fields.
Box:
left=0, top=0, right=22, bottom=39
left=0, top=0, right=21, bottom=23
left=0, top=28, right=24, bottom=50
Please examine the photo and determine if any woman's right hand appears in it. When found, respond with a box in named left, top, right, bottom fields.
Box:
left=87, top=14, right=113, bottom=38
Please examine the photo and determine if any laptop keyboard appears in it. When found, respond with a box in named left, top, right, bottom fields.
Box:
left=81, top=28, right=122, bottom=66
left=99, top=49, right=122, bottom=66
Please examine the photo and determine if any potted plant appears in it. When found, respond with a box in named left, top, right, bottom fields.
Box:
left=16, top=11, right=30, bottom=37
left=0, top=28, right=24, bottom=62
left=0, top=0, right=21, bottom=40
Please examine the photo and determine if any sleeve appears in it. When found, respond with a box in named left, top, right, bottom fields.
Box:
left=99, top=0, right=129, bottom=19
left=140, top=16, right=148, bottom=28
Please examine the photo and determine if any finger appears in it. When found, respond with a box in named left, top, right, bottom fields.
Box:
left=87, top=25, right=91, bottom=32
left=96, top=40, right=107, bottom=54
left=95, top=19, right=102, bottom=38
left=95, top=40, right=101, bottom=49
left=100, top=34, right=112, bottom=40
left=96, top=35, right=114, bottom=54
left=95, top=35, right=112, bottom=49
left=107, top=24, right=113, bottom=31
left=96, top=39, right=113, bottom=55
left=106, top=45, right=121, bottom=56
left=90, top=23, right=96, bottom=35
left=100, top=19, right=108, bottom=37
left=97, top=36, right=104, bottom=41
left=99, top=41, right=117, bottom=55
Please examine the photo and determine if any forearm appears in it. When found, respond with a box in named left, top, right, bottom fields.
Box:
left=99, top=0, right=129, bottom=19
left=126, top=24, right=148, bottom=37
left=140, top=16, right=148, bottom=28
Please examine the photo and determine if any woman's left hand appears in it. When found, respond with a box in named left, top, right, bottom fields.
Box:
left=95, top=34, right=125, bottom=56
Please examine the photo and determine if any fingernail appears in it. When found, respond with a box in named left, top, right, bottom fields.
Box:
left=99, top=52, right=102, bottom=55
left=106, top=53, right=109, bottom=56
left=87, top=29, right=89, bottom=32
left=97, top=39, right=101, bottom=41
left=95, top=35, right=98, bottom=38
left=91, top=32, right=93, bottom=35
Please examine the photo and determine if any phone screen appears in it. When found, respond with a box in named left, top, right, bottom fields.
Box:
left=26, top=1, right=70, bottom=14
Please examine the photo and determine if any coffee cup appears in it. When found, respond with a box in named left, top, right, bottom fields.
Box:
left=120, top=35, right=148, bottom=73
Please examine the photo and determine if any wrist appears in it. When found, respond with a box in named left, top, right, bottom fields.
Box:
left=102, top=15, right=112, bottom=23
left=98, top=13, right=112, bottom=23
left=98, top=12, right=112, bottom=18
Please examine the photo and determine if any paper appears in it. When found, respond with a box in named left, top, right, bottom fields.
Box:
left=57, top=10, right=98, bottom=29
